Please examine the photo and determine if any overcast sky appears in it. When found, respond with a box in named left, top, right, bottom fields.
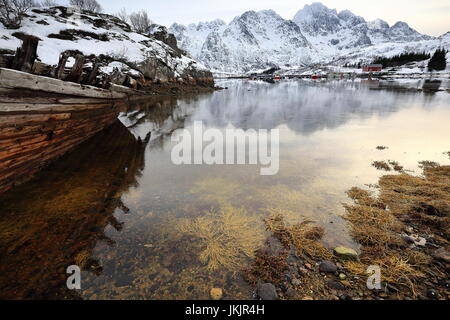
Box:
left=92, top=0, right=449, bottom=36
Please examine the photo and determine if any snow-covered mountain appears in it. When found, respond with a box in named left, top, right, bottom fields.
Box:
left=293, top=3, right=432, bottom=54
left=170, top=2, right=447, bottom=74
left=170, top=10, right=317, bottom=73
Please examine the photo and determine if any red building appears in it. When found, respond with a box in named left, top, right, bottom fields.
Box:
left=362, top=64, right=383, bottom=72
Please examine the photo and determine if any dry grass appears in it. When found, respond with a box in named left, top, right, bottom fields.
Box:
left=243, top=250, right=289, bottom=286
left=243, top=213, right=332, bottom=287
left=418, top=161, right=440, bottom=169
left=388, top=161, right=404, bottom=172
left=344, top=255, right=425, bottom=296
left=372, top=161, right=391, bottom=171
left=372, top=160, right=404, bottom=172
left=343, top=163, right=450, bottom=296
left=264, top=213, right=332, bottom=261
left=74, top=250, right=90, bottom=269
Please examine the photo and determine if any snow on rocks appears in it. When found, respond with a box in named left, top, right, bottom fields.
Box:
left=0, top=6, right=212, bottom=84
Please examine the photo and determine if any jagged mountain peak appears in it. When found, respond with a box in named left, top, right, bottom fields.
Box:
left=293, top=2, right=342, bottom=34
left=392, top=21, right=410, bottom=28
left=302, top=2, right=338, bottom=16
left=294, top=2, right=338, bottom=21
left=196, top=19, right=227, bottom=30
left=169, top=3, right=438, bottom=74
left=170, top=7, right=314, bottom=73
left=369, top=19, right=390, bottom=30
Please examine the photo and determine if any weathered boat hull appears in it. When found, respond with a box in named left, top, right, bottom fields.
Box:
left=0, top=68, right=130, bottom=193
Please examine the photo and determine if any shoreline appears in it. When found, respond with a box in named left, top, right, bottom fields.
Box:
left=244, top=155, right=450, bottom=301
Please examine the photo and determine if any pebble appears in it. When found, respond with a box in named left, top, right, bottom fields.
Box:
left=333, top=247, right=358, bottom=260
left=257, top=282, right=278, bottom=300
left=326, top=280, right=346, bottom=291
left=339, top=273, right=346, bottom=280
left=210, top=288, right=223, bottom=300
left=319, top=261, right=338, bottom=273
left=298, top=267, right=308, bottom=275
left=305, top=263, right=313, bottom=270
left=427, top=289, right=438, bottom=300
left=302, top=296, right=314, bottom=300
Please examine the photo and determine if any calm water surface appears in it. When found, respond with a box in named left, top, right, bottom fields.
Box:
left=0, top=79, right=449, bottom=299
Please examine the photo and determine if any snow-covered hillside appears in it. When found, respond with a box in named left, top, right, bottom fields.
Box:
left=170, top=2, right=448, bottom=74
left=0, top=6, right=212, bottom=83
left=331, top=32, right=450, bottom=67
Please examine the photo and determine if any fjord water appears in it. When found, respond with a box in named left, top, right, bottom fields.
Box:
left=0, top=79, right=449, bottom=299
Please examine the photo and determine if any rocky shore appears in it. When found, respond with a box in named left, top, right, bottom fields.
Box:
left=243, top=154, right=450, bottom=301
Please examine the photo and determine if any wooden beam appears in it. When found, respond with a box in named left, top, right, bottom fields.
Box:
left=66, top=54, right=85, bottom=83
left=11, top=35, right=40, bottom=73
left=0, top=68, right=127, bottom=100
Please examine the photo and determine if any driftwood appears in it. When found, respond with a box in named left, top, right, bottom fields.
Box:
left=11, top=35, right=41, bottom=73
left=66, top=54, right=85, bottom=83
left=55, top=52, right=69, bottom=80
left=85, top=61, right=100, bottom=85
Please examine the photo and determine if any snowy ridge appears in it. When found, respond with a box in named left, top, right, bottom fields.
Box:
left=170, top=2, right=447, bottom=74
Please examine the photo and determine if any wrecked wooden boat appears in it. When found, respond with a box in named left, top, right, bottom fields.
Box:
left=0, top=67, right=131, bottom=194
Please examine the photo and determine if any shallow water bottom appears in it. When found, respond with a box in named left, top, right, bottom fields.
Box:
left=0, top=79, right=449, bottom=299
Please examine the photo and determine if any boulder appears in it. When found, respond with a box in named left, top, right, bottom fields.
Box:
left=149, top=24, right=185, bottom=57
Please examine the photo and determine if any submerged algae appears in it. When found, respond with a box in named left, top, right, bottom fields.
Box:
left=177, top=206, right=264, bottom=272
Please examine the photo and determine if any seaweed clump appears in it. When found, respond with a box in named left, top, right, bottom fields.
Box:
left=372, top=160, right=404, bottom=172
left=177, top=206, right=264, bottom=272
left=264, top=213, right=332, bottom=261
left=243, top=213, right=331, bottom=289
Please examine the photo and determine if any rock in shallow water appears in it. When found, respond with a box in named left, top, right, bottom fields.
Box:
left=334, top=246, right=358, bottom=260
left=257, top=282, right=278, bottom=300
left=319, top=261, right=338, bottom=273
